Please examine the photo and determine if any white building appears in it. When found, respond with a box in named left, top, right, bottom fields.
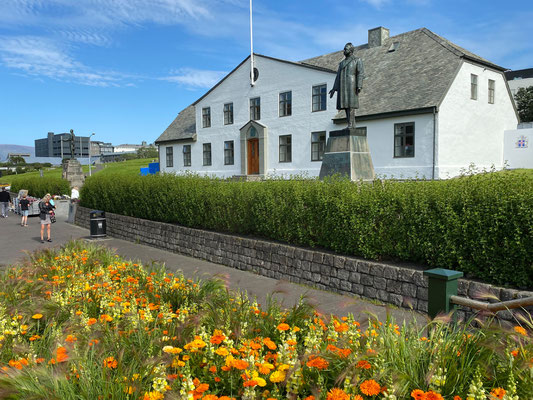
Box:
left=156, top=27, right=519, bottom=179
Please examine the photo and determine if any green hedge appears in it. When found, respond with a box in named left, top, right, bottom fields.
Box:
left=10, top=176, right=70, bottom=199
left=80, top=172, right=533, bottom=288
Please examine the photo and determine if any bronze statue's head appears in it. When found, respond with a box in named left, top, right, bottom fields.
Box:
left=344, top=43, right=355, bottom=57
left=70, top=129, right=74, bottom=134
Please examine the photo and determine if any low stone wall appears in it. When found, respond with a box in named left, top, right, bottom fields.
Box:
left=76, top=206, right=532, bottom=321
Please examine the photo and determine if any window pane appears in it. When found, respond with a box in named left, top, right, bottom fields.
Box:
left=394, top=123, right=415, bottom=158
left=312, top=84, right=327, bottom=111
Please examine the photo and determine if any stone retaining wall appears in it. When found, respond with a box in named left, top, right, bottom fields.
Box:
left=76, top=206, right=532, bottom=321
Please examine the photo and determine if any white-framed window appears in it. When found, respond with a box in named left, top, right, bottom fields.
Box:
left=165, top=146, right=173, bottom=167
left=279, top=91, right=292, bottom=117
left=202, top=107, right=211, bottom=128
left=394, top=123, right=415, bottom=158
left=183, top=145, right=191, bottom=166
left=312, top=84, right=327, bottom=111
left=224, top=103, right=234, bottom=125
left=224, top=141, right=234, bottom=165
left=203, top=143, right=212, bottom=166
left=311, top=131, right=326, bottom=161
left=488, top=79, right=495, bottom=104
left=279, top=135, right=292, bottom=163
left=471, top=74, right=478, bottom=100
left=250, top=97, right=260, bottom=120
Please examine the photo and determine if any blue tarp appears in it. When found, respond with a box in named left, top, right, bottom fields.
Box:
left=148, top=162, right=160, bottom=174
left=140, top=167, right=149, bottom=176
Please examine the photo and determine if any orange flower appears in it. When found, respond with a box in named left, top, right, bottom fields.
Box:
left=511, top=349, right=519, bottom=357
left=87, top=318, right=97, bottom=326
left=490, top=388, right=506, bottom=399
left=210, top=329, right=226, bottom=344
left=103, top=356, right=118, bottom=369
left=333, top=320, right=349, bottom=333
left=514, top=326, right=527, bottom=336
left=326, top=388, right=349, bottom=400
left=411, top=389, right=426, bottom=400
left=32, top=313, right=43, bottom=320
left=425, top=392, right=443, bottom=400
left=56, top=346, right=68, bottom=363
left=65, top=334, right=77, bottom=343
left=306, top=355, right=329, bottom=370
left=453, top=397, right=462, bottom=400
left=231, top=359, right=249, bottom=370
left=352, top=397, right=363, bottom=400
left=356, top=360, right=371, bottom=369
left=209, top=366, right=217, bottom=373
left=263, top=337, right=277, bottom=350
left=277, top=323, right=290, bottom=331
left=303, top=396, right=315, bottom=400
left=203, top=396, right=219, bottom=400
left=100, top=314, right=113, bottom=322
left=360, top=380, right=381, bottom=396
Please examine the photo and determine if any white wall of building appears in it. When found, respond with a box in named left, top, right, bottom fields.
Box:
left=503, top=128, right=533, bottom=169
left=437, top=61, right=519, bottom=178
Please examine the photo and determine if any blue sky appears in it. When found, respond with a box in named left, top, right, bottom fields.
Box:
left=1, top=0, right=532, bottom=147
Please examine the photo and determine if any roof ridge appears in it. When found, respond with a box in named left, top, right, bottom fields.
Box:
left=420, top=28, right=465, bottom=58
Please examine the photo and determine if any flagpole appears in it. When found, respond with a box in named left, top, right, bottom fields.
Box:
left=250, top=0, right=254, bottom=86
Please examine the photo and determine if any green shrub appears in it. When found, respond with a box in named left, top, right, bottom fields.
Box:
left=80, top=172, right=533, bottom=288
left=10, top=176, right=70, bottom=198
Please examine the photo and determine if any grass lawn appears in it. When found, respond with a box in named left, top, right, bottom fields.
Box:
left=0, top=242, right=530, bottom=399
left=0, top=158, right=156, bottom=185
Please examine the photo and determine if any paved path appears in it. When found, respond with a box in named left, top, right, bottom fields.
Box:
left=0, top=207, right=426, bottom=326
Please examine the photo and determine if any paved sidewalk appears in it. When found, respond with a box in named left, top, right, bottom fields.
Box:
left=0, top=208, right=426, bottom=326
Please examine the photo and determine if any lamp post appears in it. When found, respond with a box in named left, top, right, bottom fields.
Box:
left=89, top=133, right=95, bottom=176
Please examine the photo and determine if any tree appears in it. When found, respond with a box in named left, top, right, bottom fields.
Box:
left=515, top=86, right=533, bottom=122
left=137, top=147, right=158, bottom=159
left=9, top=155, right=25, bottom=165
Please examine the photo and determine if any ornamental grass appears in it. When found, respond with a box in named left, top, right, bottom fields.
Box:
left=0, top=242, right=531, bottom=399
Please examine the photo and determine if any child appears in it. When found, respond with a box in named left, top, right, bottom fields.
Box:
left=19, top=194, right=30, bottom=226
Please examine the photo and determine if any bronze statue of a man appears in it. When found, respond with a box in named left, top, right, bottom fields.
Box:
left=329, top=42, right=364, bottom=129
left=69, top=129, right=76, bottom=159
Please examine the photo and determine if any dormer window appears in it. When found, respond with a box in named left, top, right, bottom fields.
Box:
left=388, top=42, right=400, bottom=52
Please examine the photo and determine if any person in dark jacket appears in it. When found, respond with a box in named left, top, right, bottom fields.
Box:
left=19, top=193, right=30, bottom=226
left=39, top=195, right=55, bottom=243
left=0, top=187, right=11, bottom=218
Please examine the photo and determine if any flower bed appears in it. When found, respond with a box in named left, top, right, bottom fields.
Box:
left=0, top=242, right=531, bottom=399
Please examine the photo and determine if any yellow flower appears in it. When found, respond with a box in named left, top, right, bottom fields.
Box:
left=269, top=370, right=286, bottom=383
left=32, top=314, right=43, bottom=320
left=514, top=326, right=527, bottom=336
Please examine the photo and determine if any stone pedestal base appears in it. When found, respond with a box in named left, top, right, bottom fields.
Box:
left=319, top=128, right=375, bottom=181
left=62, top=159, right=85, bottom=189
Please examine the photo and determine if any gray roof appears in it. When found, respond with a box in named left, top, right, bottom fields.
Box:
left=155, top=104, right=196, bottom=144
left=157, top=28, right=507, bottom=140
left=301, top=28, right=505, bottom=119
left=505, top=68, right=533, bottom=80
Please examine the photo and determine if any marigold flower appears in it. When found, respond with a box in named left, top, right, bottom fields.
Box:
left=411, top=389, right=426, bottom=400
left=453, top=397, right=462, bottom=400
left=425, top=392, right=443, bottom=400
left=263, top=337, right=277, bottom=350
left=356, top=360, right=371, bottom=369
left=87, top=318, right=97, bottom=326
left=210, top=329, right=226, bottom=344
left=231, top=359, right=249, bottom=370
left=333, top=320, right=349, bottom=333
left=490, top=388, right=506, bottom=399
left=103, top=356, right=118, bottom=369
left=510, top=349, right=519, bottom=357
left=32, top=314, right=43, bottom=320
left=203, top=395, right=219, bottom=400
left=360, top=379, right=381, bottom=396
left=353, top=396, right=363, bottom=400
left=303, top=396, right=315, bottom=400
left=269, top=370, right=286, bottom=383
left=65, top=334, right=77, bottom=343
left=277, top=323, right=290, bottom=331
left=56, top=346, right=68, bottom=363
left=514, top=326, right=527, bottom=336
left=306, top=355, right=329, bottom=370
left=326, top=388, right=349, bottom=400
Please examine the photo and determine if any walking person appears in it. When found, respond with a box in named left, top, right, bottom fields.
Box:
left=19, top=193, right=30, bottom=226
left=0, top=187, right=11, bottom=218
left=39, top=195, right=55, bottom=243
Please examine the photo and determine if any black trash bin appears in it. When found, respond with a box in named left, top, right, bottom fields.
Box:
left=89, top=210, right=106, bottom=238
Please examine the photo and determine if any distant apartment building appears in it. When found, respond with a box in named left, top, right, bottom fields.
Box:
left=91, top=141, right=114, bottom=156
left=35, top=132, right=90, bottom=158
left=113, top=141, right=152, bottom=153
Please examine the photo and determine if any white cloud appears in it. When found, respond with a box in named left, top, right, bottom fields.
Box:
left=161, top=68, right=227, bottom=88
left=0, top=36, right=120, bottom=86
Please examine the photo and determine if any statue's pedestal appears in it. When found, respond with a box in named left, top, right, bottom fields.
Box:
left=62, top=159, right=85, bottom=188
left=319, top=128, right=375, bottom=181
